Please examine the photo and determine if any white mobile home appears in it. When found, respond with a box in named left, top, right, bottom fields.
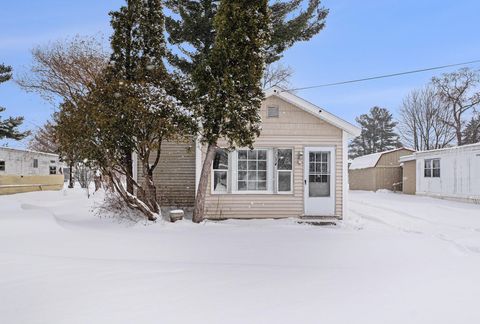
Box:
left=0, top=147, right=64, bottom=195
left=400, top=143, right=480, bottom=203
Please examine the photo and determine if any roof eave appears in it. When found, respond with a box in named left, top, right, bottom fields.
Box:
left=265, top=87, right=361, bottom=137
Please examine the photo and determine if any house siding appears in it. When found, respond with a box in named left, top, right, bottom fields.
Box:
left=402, top=160, right=416, bottom=195
left=203, top=95, right=344, bottom=219
left=415, top=144, right=480, bottom=202
left=137, top=139, right=196, bottom=207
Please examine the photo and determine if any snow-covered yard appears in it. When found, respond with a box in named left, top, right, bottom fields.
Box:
left=1, top=189, right=480, bottom=324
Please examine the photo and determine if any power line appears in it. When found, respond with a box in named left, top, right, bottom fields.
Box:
left=285, top=59, right=480, bottom=92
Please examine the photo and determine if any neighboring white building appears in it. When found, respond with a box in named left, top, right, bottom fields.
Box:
left=400, top=143, right=480, bottom=203
left=0, top=147, right=62, bottom=176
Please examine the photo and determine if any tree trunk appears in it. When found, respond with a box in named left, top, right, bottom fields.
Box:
left=192, top=143, right=217, bottom=223
left=68, top=161, right=74, bottom=188
left=125, top=150, right=134, bottom=194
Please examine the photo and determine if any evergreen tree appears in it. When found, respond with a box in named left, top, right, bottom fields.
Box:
left=463, top=115, right=480, bottom=144
left=0, top=64, right=30, bottom=141
left=165, top=0, right=328, bottom=73
left=192, top=0, right=269, bottom=223
left=108, top=0, right=170, bottom=194
left=349, top=106, right=401, bottom=158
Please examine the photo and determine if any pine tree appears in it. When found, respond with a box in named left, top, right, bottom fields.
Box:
left=165, top=0, right=328, bottom=73
left=463, top=115, right=480, bottom=144
left=349, top=106, right=401, bottom=158
left=192, top=0, right=269, bottom=223
left=108, top=0, right=170, bottom=194
left=0, top=64, right=30, bottom=141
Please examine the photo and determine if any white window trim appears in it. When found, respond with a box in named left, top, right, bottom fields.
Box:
left=210, top=148, right=297, bottom=195
left=275, top=148, right=294, bottom=195
left=232, top=148, right=274, bottom=194
left=424, top=158, right=441, bottom=178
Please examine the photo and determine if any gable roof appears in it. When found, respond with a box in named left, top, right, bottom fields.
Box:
left=349, top=147, right=415, bottom=170
left=265, top=86, right=361, bottom=137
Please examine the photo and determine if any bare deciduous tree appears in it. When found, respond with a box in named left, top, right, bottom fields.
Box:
left=17, top=35, right=108, bottom=188
left=28, top=119, right=58, bottom=153
left=262, top=62, right=294, bottom=90
left=17, top=35, right=108, bottom=104
left=398, top=86, right=455, bottom=151
left=431, top=68, right=480, bottom=145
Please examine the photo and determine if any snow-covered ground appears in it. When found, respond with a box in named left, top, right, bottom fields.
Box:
left=1, top=189, right=480, bottom=324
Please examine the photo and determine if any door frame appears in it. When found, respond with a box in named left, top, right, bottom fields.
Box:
left=303, top=146, right=336, bottom=216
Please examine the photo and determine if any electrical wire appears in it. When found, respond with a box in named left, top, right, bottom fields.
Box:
left=285, top=59, right=480, bottom=92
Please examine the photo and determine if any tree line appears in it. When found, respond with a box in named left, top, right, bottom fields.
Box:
left=349, top=68, right=480, bottom=159
left=7, top=0, right=329, bottom=222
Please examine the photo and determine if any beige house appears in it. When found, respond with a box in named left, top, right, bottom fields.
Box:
left=349, top=148, right=415, bottom=192
left=136, top=86, right=360, bottom=220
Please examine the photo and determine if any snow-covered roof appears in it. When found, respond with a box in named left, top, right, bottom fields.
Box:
left=265, top=86, right=361, bottom=137
left=0, top=146, right=59, bottom=157
left=414, top=142, right=480, bottom=156
left=349, top=148, right=415, bottom=170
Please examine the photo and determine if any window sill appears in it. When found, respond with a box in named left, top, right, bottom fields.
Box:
left=211, top=191, right=294, bottom=196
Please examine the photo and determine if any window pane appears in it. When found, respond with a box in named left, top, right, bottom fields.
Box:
left=258, top=171, right=267, bottom=181
left=213, top=149, right=228, bottom=170
left=309, top=163, right=315, bottom=172
left=424, top=169, right=432, bottom=177
left=309, top=152, right=315, bottom=162
left=238, top=161, right=247, bottom=171
left=425, top=160, right=432, bottom=169
left=258, top=161, right=267, bottom=170
left=214, top=171, right=227, bottom=192
left=0, top=161, right=5, bottom=171
left=248, top=171, right=257, bottom=180
left=257, top=181, right=267, bottom=190
left=238, top=181, right=247, bottom=191
left=238, top=171, right=247, bottom=181
left=278, top=172, right=291, bottom=192
left=238, top=150, right=248, bottom=160
left=433, top=159, right=440, bottom=169
left=433, top=169, right=440, bottom=177
left=247, top=181, right=257, bottom=190
left=247, top=150, right=257, bottom=159
left=257, top=150, right=267, bottom=160
left=248, top=161, right=257, bottom=170
left=277, top=149, right=292, bottom=170
left=49, top=166, right=57, bottom=175
left=321, top=153, right=328, bottom=162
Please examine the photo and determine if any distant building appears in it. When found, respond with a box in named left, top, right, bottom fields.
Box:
left=0, top=147, right=64, bottom=195
left=400, top=143, right=480, bottom=203
left=349, top=148, right=415, bottom=192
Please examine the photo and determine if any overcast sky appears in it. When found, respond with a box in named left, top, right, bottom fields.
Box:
left=1, top=0, right=480, bottom=148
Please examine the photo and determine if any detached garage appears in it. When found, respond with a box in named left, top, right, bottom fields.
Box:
left=349, top=148, right=415, bottom=191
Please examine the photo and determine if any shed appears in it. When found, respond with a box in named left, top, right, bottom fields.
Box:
left=349, top=148, right=415, bottom=191
left=399, top=154, right=416, bottom=195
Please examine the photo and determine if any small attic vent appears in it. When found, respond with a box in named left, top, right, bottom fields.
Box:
left=267, top=106, right=279, bottom=118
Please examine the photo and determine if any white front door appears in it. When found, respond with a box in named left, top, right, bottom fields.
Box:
left=304, top=147, right=336, bottom=216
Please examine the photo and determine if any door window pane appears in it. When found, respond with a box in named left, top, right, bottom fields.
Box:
left=308, top=151, right=330, bottom=197
left=213, top=171, right=227, bottom=192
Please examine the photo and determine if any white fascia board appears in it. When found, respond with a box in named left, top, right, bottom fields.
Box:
left=264, top=86, right=361, bottom=137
